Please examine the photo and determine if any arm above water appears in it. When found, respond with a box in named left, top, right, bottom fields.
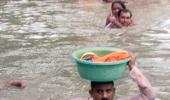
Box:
left=105, top=13, right=122, bottom=28
left=128, top=65, right=156, bottom=100
left=125, top=53, right=156, bottom=100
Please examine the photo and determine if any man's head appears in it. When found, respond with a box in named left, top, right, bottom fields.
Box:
left=111, top=1, right=126, bottom=16
left=89, top=81, right=115, bottom=100
left=118, top=9, right=133, bottom=26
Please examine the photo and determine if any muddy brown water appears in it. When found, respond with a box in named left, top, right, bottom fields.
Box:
left=0, top=0, right=170, bottom=100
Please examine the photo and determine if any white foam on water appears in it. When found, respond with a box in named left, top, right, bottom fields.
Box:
left=0, top=34, right=15, bottom=39
left=28, top=22, right=49, bottom=33
left=26, top=35, right=44, bottom=39
left=0, top=23, right=9, bottom=31
left=160, top=19, right=170, bottom=29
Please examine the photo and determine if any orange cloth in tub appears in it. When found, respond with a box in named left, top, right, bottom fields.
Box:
left=80, top=52, right=129, bottom=62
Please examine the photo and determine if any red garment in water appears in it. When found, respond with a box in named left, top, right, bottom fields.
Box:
left=92, top=52, right=129, bottom=62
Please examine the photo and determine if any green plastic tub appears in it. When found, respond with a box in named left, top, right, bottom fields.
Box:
left=71, top=47, right=130, bottom=82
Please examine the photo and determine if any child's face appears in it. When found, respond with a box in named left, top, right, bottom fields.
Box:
left=112, top=3, right=123, bottom=15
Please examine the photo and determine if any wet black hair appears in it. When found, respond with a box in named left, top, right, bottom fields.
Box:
left=118, top=9, right=133, bottom=18
left=91, top=81, right=114, bottom=89
left=111, top=0, right=126, bottom=10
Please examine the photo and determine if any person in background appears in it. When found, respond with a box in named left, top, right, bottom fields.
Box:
left=105, top=0, right=126, bottom=28
left=118, top=9, right=134, bottom=27
left=71, top=52, right=156, bottom=100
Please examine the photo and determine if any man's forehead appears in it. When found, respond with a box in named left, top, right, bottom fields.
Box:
left=121, top=12, right=130, bottom=16
left=93, top=84, right=114, bottom=89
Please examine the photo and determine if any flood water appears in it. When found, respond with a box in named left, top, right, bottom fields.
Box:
left=0, top=0, right=170, bottom=100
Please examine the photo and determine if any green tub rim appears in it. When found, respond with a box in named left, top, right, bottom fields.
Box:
left=71, top=47, right=130, bottom=65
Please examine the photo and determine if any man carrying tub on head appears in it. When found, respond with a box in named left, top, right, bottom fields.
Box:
left=71, top=53, right=156, bottom=100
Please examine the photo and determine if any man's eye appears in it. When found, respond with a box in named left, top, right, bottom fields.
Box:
left=97, top=90, right=103, bottom=93
left=121, top=16, right=125, bottom=19
left=106, top=89, right=112, bottom=93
